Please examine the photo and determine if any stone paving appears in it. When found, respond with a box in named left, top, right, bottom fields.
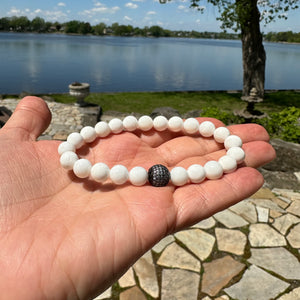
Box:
left=92, top=188, right=300, bottom=300
left=1, top=98, right=299, bottom=300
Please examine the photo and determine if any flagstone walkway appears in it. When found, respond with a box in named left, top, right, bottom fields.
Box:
left=93, top=187, right=300, bottom=300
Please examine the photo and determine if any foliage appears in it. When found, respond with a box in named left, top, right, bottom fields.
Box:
left=188, top=0, right=299, bottom=31
left=264, top=31, right=300, bottom=43
left=0, top=16, right=241, bottom=40
left=257, top=107, right=300, bottom=143
left=200, top=106, right=244, bottom=125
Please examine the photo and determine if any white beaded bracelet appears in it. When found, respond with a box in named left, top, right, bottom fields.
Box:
left=58, top=116, right=245, bottom=187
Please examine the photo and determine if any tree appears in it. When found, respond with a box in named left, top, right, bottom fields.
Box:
left=31, top=17, right=46, bottom=32
left=149, top=25, right=165, bottom=37
left=65, top=20, right=81, bottom=34
left=9, top=16, right=30, bottom=32
left=94, top=22, right=106, bottom=35
left=0, top=17, right=10, bottom=31
left=160, top=0, right=299, bottom=98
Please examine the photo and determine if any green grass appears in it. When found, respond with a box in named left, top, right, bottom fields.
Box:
left=51, top=90, right=300, bottom=115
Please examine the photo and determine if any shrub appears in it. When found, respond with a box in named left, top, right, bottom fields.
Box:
left=258, top=107, right=300, bottom=143
left=200, top=106, right=244, bottom=125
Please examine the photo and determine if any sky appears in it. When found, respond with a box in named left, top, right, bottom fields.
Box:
left=1, top=0, right=300, bottom=33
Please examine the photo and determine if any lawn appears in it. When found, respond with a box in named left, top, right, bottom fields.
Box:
left=51, top=90, right=300, bottom=115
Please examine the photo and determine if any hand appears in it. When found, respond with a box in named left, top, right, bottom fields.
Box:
left=0, top=97, right=275, bottom=299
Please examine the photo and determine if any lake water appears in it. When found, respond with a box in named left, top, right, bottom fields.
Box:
left=0, top=32, right=300, bottom=94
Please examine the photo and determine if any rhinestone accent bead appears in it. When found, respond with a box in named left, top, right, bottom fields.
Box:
left=148, top=164, right=170, bottom=187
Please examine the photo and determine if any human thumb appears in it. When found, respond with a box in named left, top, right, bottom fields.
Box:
left=2, top=96, right=51, bottom=141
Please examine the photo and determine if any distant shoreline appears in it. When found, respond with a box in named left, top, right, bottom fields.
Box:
left=1, top=31, right=299, bottom=45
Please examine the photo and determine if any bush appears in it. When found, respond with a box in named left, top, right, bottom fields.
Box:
left=258, top=107, right=300, bottom=143
left=200, top=106, right=244, bottom=125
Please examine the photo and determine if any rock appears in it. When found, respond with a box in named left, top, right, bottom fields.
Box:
left=249, top=198, right=286, bottom=213
left=157, top=242, right=201, bottom=272
left=272, top=188, right=300, bottom=201
left=192, top=217, right=216, bottom=229
left=250, top=187, right=275, bottom=199
left=248, top=247, right=300, bottom=280
left=118, top=267, right=136, bottom=288
left=229, top=200, right=257, bottom=223
left=214, top=209, right=249, bottom=228
left=150, top=107, right=181, bottom=119
left=182, top=109, right=202, bottom=119
left=249, top=224, right=286, bottom=247
left=0, top=106, right=12, bottom=127
left=161, top=269, right=200, bottom=300
left=133, top=251, right=159, bottom=298
left=79, top=105, right=101, bottom=127
left=256, top=206, right=269, bottom=223
left=225, top=265, right=290, bottom=300
left=175, top=229, right=215, bottom=261
left=272, top=213, right=300, bottom=234
left=215, top=228, right=247, bottom=255
left=277, top=287, right=300, bottom=300
left=260, top=139, right=300, bottom=189
left=286, top=223, right=300, bottom=248
left=286, top=200, right=300, bottom=217
left=152, top=235, right=175, bottom=253
left=119, top=286, right=147, bottom=300
left=263, top=139, right=300, bottom=172
left=201, top=256, right=245, bottom=297
left=260, top=169, right=300, bottom=190
left=52, top=132, right=69, bottom=140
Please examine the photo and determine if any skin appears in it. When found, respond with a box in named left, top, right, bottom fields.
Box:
left=0, top=96, right=275, bottom=300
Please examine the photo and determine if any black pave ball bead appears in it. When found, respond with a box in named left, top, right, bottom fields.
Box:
left=148, top=164, right=170, bottom=187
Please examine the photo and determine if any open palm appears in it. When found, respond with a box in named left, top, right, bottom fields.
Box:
left=0, top=97, right=275, bottom=300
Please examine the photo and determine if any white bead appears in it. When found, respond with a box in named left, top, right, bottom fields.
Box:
left=80, top=126, right=97, bottom=143
left=58, top=141, right=75, bottom=155
left=183, top=118, right=199, bottom=134
left=73, top=159, right=92, bottom=178
left=129, top=166, right=148, bottom=186
left=138, top=116, right=153, bottom=131
left=95, top=121, right=111, bottom=137
left=123, top=116, right=138, bottom=132
left=187, top=164, right=206, bottom=183
left=213, top=127, right=230, bottom=143
left=199, top=121, right=216, bottom=137
left=218, top=155, right=237, bottom=173
left=224, top=135, right=243, bottom=149
left=60, top=151, right=78, bottom=170
left=168, top=116, right=183, bottom=132
left=110, top=165, right=129, bottom=185
left=109, top=118, right=123, bottom=134
left=67, top=132, right=84, bottom=149
left=170, top=167, right=189, bottom=186
left=204, top=161, right=223, bottom=180
left=91, top=163, right=110, bottom=182
left=153, top=116, right=168, bottom=131
left=227, top=147, right=245, bottom=164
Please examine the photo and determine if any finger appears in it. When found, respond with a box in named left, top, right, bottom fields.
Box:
left=177, top=140, right=276, bottom=169
left=156, top=123, right=271, bottom=166
left=137, top=117, right=224, bottom=148
left=2, top=96, right=51, bottom=141
left=228, top=123, right=270, bottom=143
left=173, top=167, right=264, bottom=230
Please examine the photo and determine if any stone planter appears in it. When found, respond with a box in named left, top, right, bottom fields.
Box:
left=69, top=82, right=90, bottom=107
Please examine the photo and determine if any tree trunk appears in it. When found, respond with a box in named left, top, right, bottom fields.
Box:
left=238, top=0, right=266, bottom=98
